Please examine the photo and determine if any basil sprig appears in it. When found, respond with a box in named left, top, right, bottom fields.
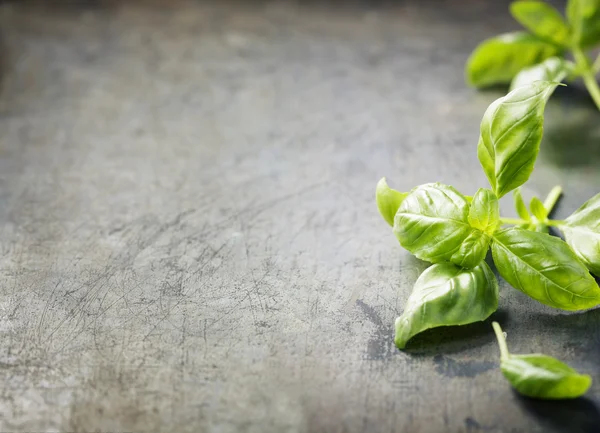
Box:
left=377, top=81, right=600, bottom=359
left=466, top=0, right=600, bottom=111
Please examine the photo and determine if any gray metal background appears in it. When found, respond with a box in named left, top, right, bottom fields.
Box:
left=0, top=1, right=599, bottom=432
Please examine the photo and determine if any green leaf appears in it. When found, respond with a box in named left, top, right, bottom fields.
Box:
left=559, top=193, right=600, bottom=276
left=468, top=188, right=500, bottom=236
left=493, top=322, right=592, bottom=399
left=450, top=231, right=493, bottom=269
left=530, top=196, right=548, bottom=221
left=394, top=262, right=499, bottom=349
left=477, top=81, right=558, bottom=198
left=567, top=0, right=600, bottom=49
left=491, top=227, right=600, bottom=310
left=466, top=31, right=561, bottom=88
left=376, top=177, right=408, bottom=227
left=394, top=183, right=490, bottom=268
left=510, top=57, right=572, bottom=91
left=503, top=355, right=593, bottom=399
left=510, top=1, right=570, bottom=46
left=513, top=188, right=531, bottom=221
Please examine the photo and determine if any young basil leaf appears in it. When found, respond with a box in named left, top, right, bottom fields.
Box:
left=567, top=0, right=600, bottom=49
left=491, top=227, right=600, bottom=310
left=394, top=262, right=499, bottom=349
left=510, top=1, right=570, bottom=47
left=510, top=57, right=572, bottom=91
left=376, top=177, right=408, bottom=227
left=477, top=81, right=559, bottom=199
left=530, top=197, right=548, bottom=221
left=466, top=32, right=561, bottom=88
left=394, top=183, right=490, bottom=268
left=468, top=188, right=500, bottom=236
left=513, top=188, right=531, bottom=222
left=450, top=231, right=492, bottom=269
left=559, top=193, right=600, bottom=276
left=492, top=322, right=592, bottom=399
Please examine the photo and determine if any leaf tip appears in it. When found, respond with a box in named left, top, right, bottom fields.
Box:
left=394, top=316, right=409, bottom=350
left=376, top=177, right=389, bottom=191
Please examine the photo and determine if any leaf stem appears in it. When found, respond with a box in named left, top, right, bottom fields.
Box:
left=546, top=219, right=566, bottom=227
left=499, top=217, right=528, bottom=226
left=594, top=53, right=600, bottom=74
left=542, top=185, right=562, bottom=217
left=492, top=321, right=509, bottom=361
left=573, top=47, right=600, bottom=111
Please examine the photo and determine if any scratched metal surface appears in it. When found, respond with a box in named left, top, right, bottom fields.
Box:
left=0, top=1, right=599, bottom=432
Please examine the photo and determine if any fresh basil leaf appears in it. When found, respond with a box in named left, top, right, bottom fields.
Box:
left=493, top=322, right=592, bottom=399
left=466, top=32, right=561, bottom=88
left=510, top=1, right=570, bottom=46
left=510, top=57, right=572, bottom=91
left=513, top=188, right=531, bottom=221
left=567, top=0, right=600, bottom=49
left=530, top=197, right=548, bottom=221
left=394, top=183, right=490, bottom=268
left=394, top=262, right=499, bottom=349
left=477, top=81, right=559, bottom=198
left=492, top=228, right=600, bottom=310
left=559, top=193, right=600, bottom=276
left=450, top=231, right=492, bottom=269
left=468, top=188, right=500, bottom=236
left=503, top=355, right=593, bottom=399
left=376, top=177, right=408, bottom=227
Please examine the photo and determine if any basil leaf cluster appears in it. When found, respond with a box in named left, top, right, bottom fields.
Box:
left=466, top=0, right=600, bottom=111
left=376, top=81, right=598, bottom=399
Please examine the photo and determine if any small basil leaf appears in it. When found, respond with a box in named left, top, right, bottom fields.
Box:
left=560, top=193, right=600, bottom=276
left=492, top=227, right=600, bottom=310
left=513, top=188, right=531, bottom=221
left=502, top=355, right=592, bottom=399
left=394, top=183, right=489, bottom=268
left=468, top=188, right=500, bottom=236
left=376, top=177, right=408, bottom=227
left=510, top=1, right=570, bottom=46
left=567, top=0, right=600, bottom=49
left=510, top=57, right=572, bottom=91
left=492, top=322, right=592, bottom=399
left=450, top=231, right=492, bottom=269
left=394, top=262, right=499, bottom=349
left=466, top=32, right=561, bottom=88
left=477, top=81, right=558, bottom=198
left=530, top=196, right=548, bottom=221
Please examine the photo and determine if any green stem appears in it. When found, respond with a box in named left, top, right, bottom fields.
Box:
left=573, top=47, right=600, bottom=111
left=542, top=185, right=562, bottom=217
left=546, top=219, right=566, bottom=227
left=594, top=53, right=600, bottom=74
left=492, top=321, right=510, bottom=361
left=499, top=217, right=528, bottom=225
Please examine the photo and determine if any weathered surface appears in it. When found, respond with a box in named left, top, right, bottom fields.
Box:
left=0, top=1, right=598, bottom=432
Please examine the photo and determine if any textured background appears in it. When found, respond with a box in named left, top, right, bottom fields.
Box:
left=0, top=1, right=599, bottom=432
